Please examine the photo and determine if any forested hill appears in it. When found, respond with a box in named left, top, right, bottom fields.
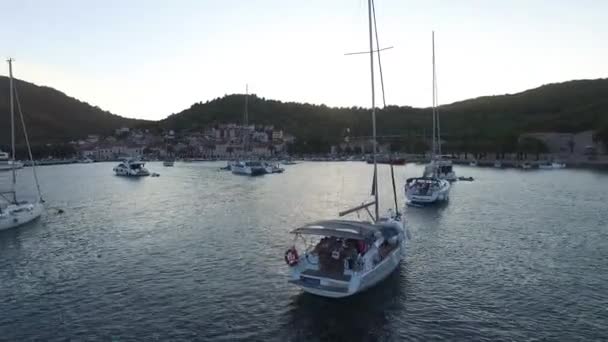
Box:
left=0, top=76, right=147, bottom=145
left=158, top=78, right=608, bottom=152
left=1, top=75, right=607, bottom=153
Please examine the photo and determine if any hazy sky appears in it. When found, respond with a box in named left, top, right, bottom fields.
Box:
left=2, top=0, right=607, bottom=120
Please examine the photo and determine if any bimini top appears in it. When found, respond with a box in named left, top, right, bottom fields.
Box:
left=291, top=219, right=380, bottom=240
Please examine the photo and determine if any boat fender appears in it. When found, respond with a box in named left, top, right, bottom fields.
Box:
left=284, top=247, right=299, bottom=266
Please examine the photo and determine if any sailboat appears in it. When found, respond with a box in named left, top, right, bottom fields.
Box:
left=1, top=59, right=44, bottom=231
left=284, top=0, right=408, bottom=298
left=419, top=36, right=456, bottom=182
left=405, top=32, right=451, bottom=205
left=231, top=84, right=265, bottom=176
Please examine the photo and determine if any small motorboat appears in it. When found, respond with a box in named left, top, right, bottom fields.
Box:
left=263, top=162, right=285, bottom=174
left=458, top=176, right=474, bottom=181
left=231, top=161, right=266, bottom=176
left=520, top=162, right=533, bottom=169
left=539, top=162, right=566, bottom=169
left=113, top=159, right=151, bottom=177
left=0, top=151, right=23, bottom=171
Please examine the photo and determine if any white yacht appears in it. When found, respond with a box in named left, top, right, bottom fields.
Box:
left=231, top=161, right=266, bottom=176
left=405, top=177, right=450, bottom=205
left=1, top=59, right=44, bottom=231
left=77, top=157, right=94, bottom=164
left=539, top=161, right=566, bottom=169
left=520, top=162, right=533, bottom=169
left=494, top=160, right=502, bottom=168
left=263, top=162, right=284, bottom=174
left=423, top=159, right=456, bottom=182
left=113, top=159, right=150, bottom=176
left=0, top=150, right=23, bottom=171
left=285, top=0, right=408, bottom=298
left=286, top=217, right=406, bottom=298
left=469, top=160, right=478, bottom=167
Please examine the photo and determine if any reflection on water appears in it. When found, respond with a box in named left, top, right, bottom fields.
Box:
left=284, top=269, right=406, bottom=342
left=1, top=162, right=607, bottom=341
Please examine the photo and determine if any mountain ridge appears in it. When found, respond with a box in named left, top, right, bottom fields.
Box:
left=2, top=76, right=607, bottom=153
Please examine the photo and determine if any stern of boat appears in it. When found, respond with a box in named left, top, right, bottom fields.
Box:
left=287, top=253, right=359, bottom=298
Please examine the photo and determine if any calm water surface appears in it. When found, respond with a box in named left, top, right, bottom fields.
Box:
left=1, top=162, right=607, bottom=341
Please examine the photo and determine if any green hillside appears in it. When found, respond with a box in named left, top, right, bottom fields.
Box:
left=158, top=78, right=608, bottom=153
left=0, top=76, right=147, bottom=146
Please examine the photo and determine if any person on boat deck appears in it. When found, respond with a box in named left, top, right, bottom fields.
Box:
left=356, top=239, right=367, bottom=254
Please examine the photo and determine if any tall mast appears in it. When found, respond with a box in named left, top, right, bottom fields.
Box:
left=368, top=0, right=379, bottom=221
left=243, top=84, right=249, bottom=155
left=434, top=32, right=442, bottom=156
left=8, top=58, right=17, bottom=203
left=431, top=32, right=437, bottom=159
left=244, top=84, right=248, bottom=126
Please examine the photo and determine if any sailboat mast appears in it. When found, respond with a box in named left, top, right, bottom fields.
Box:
left=244, top=84, right=249, bottom=155
left=8, top=58, right=17, bottom=203
left=431, top=32, right=437, bottom=159
left=434, top=32, right=442, bottom=156
left=368, top=0, right=379, bottom=221
left=244, top=84, right=249, bottom=126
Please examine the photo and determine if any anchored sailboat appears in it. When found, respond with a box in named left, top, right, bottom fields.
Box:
left=1, top=59, right=44, bottom=231
left=284, top=0, right=408, bottom=298
left=405, top=32, right=452, bottom=205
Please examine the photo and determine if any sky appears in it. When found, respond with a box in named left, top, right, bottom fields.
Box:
left=2, top=0, right=607, bottom=120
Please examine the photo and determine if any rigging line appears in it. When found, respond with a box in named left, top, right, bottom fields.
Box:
left=371, top=0, right=386, bottom=108
left=390, top=163, right=399, bottom=215
left=344, top=46, right=393, bottom=56
left=7, top=58, right=17, bottom=203
left=14, top=85, right=44, bottom=202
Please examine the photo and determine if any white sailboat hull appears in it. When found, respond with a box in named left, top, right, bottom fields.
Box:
left=0, top=201, right=43, bottom=231
left=289, top=244, right=403, bottom=298
left=288, top=219, right=406, bottom=298
left=231, top=165, right=265, bottom=176
left=0, top=161, right=23, bottom=171
left=405, top=179, right=450, bottom=204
